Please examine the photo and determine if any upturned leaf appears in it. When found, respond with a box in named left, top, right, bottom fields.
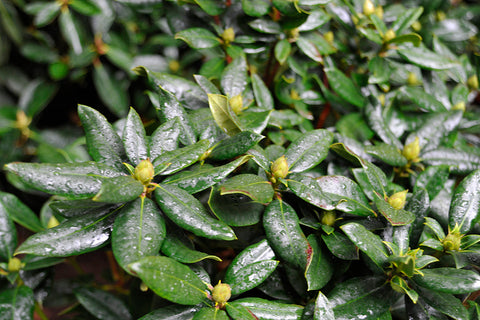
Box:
left=153, top=140, right=210, bottom=175
left=449, top=169, right=480, bottom=233
left=128, top=256, right=208, bottom=305
left=161, top=229, right=221, bottom=264
left=123, top=108, right=148, bottom=165
left=93, top=175, right=144, bottom=203
left=220, top=174, right=274, bottom=205
left=175, top=28, right=221, bottom=49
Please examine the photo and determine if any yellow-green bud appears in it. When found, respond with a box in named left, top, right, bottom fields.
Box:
left=229, top=94, right=243, bottom=114
left=383, top=29, right=396, bottom=42
left=452, top=101, right=466, bottom=112
left=290, top=89, right=300, bottom=100
left=287, top=28, right=299, bottom=41
left=168, top=60, right=180, bottom=73
left=378, top=94, right=386, bottom=106
left=468, top=75, right=479, bottom=90
left=363, top=0, right=375, bottom=16
left=436, top=11, right=446, bottom=21
left=390, top=275, right=406, bottom=294
left=324, top=31, right=334, bottom=44
left=412, top=21, right=422, bottom=32
left=443, top=232, right=462, bottom=251
left=374, top=6, right=383, bottom=19
left=271, top=156, right=289, bottom=180
left=321, top=211, right=336, bottom=227
left=47, top=215, right=60, bottom=229
left=388, top=190, right=408, bottom=210
left=134, top=160, right=154, bottom=184
left=222, top=27, right=235, bottom=44
left=8, top=258, right=24, bottom=273
left=402, top=137, right=420, bottom=162
left=212, top=281, right=231, bottom=308
left=407, top=72, right=420, bottom=86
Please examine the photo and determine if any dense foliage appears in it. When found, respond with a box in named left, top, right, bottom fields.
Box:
left=1, top=0, right=480, bottom=319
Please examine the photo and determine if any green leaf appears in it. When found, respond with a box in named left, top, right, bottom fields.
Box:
left=413, top=268, right=480, bottom=294
left=112, top=197, right=165, bottom=272
left=0, top=1, right=22, bottom=44
left=374, top=198, right=415, bottom=226
left=16, top=209, right=119, bottom=257
left=225, top=239, right=278, bottom=295
left=241, top=0, right=270, bottom=17
left=284, top=129, right=333, bottom=173
left=229, top=298, right=304, bottom=320
left=75, top=287, right=132, bottom=320
left=364, top=98, right=403, bottom=149
left=49, top=199, right=115, bottom=218
left=149, top=118, right=181, bottom=161
left=274, top=39, right=291, bottom=65
left=0, top=191, right=43, bottom=233
left=194, top=74, right=221, bottom=95
left=248, top=19, right=282, bottom=34
left=287, top=175, right=336, bottom=210
left=193, top=308, right=229, bottom=320
left=128, top=256, right=208, bottom=305
left=449, top=169, right=480, bottom=233
left=0, top=198, right=17, bottom=260
left=93, top=175, right=144, bottom=203
left=297, top=34, right=335, bottom=62
left=139, top=305, right=202, bottom=320
left=4, top=162, right=123, bottom=199
left=78, top=104, right=126, bottom=171
left=164, top=156, right=250, bottom=194
left=264, top=200, right=309, bottom=270
left=93, top=62, right=128, bottom=118
left=238, top=110, right=272, bottom=134
left=399, top=86, right=446, bottom=112
left=314, top=291, right=335, bottom=320
left=305, top=234, right=333, bottom=291
left=421, top=148, right=480, bottom=175
left=161, top=230, right=220, bottom=264
left=0, top=286, right=34, bottom=320
left=220, top=174, right=274, bottom=205
left=195, top=0, right=224, bottom=15
left=208, top=94, right=243, bottom=136
left=175, top=28, right=221, bottom=49
left=398, top=46, right=459, bottom=70
left=221, top=56, right=248, bottom=98
left=153, top=140, right=210, bottom=175
left=154, top=184, right=236, bottom=240
left=252, top=73, right=274, bottom=111
left=340, top=223, right=389, bottom=271
left=321, top=231, right=358, bottom=260
left=414, top=165, right=450, bottom=201
left=58, top=8, right=83, bottom=54
left=226, top=303, right=258, bottom=320
left=123, top=108, right=148, bottom=165
left=19, top=80, right=58, bottom=117
left=298, top=9, right=330, bottom=31
left=210, top=131, right=264, bottom=161
left=391, top=7, right=423, bottom=34
left=325, top=67, right=365, bottom=108
left=365, top=143, right=407, bottom=167
left=415, top=286, right=468, bottom=320
left=70, top=0, right=101, bottom=15
left=209, top=184, right=264, bottom=227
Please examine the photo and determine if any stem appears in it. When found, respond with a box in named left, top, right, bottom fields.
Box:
left=34, top=302, right=49, bottom=320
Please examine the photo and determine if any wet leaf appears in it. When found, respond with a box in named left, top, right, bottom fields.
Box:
left=123, top=108, right=148, bottom=165
left=210, top=131, right=264, bottom=161
left=128, top=256, right=208, bottom=305
left=193, top=308, right=229, bottom=320
left=139, top=305, right=202, bottom=320
left=59, top=8, right=82, bottom=54
left=112, top=197, right=166, bottom=272
left=413, top=268, right=480, bottom=294
left=93, top=175, right=144, bottom=203
left=274, top=39, right=291, bottom=65
left=220, top=174, right=274, bottom=205
left=287, top=175, right=336, bottom=211
left=229, top=298, right=304, bottom=319
left=153, top=140, right=210, bottom=175
left=208, top=94, right=243, bottom=136
left=0, top=199, right=17, bottom=260
left=284, top=129, right=333, bottom=173
left=449, top=169, right=480, bottom=233
left=365, top=143, right=407, bottom=167
left=321, top=231, right=359, bottom=260
left=398, top=46, right=459, bottom=70
left=241, top=0, right=270, bottom=17
left=421, top=148, right=480, bottom=175
left=414, top=165, right=450, bottom=201
left=0, top=191, right=43, bottom=233
left=314, top=291, right=335, bottom=320
left=221, top=56, right=248, bottom=98
left=325, top=67, right=364, bottom=108
left=391, top=7, right=423, bottom=34
left=161, top=229, right=220, bottom=264
left=365, top=98, right=403, bottom=149
left=264, top=200, right=309, bottom=270
left=149, top=118, right=181, bottom=161
left=0, top=286, right=34, bottom=320
left=305, top=234, right=333, bottom=291
left=252, top=73, right=274, bottom=111
left=154, top=184, right=236, bottom=240
left=75, top=287, right=132, bottom=320
left=375, top=198, right=415, bottom=226
left=415, top=286, right=468, bottom=320
left=225, top=302, right=258, bottom=320
left=175, top=28, right=221, bottom=49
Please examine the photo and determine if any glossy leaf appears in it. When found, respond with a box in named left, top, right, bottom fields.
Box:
left=209, top=184, right=264, bottom=227
left=149, top=117, right=181, bottom=161
left=209, top=131, right=264, bottom=161
left=284, top=129, right=333, bottom=173
left=252, top=73, right=274, bottom=111
left=70, top=0, right=101, bottom=15
left=225, top=239, right=278, bottom=295
left=325, top=67, right=364, bottom=108
left=220, top=174, right=274, bottom=205
left=92, top=63, right=128, bottom=118
left=398, top=46, right=458, bottom=70
left=287, top=175, right=336, bottom=210
left=0, top=286, right=34, bottom=320
left=274, top=39, right=291, bottom=65
left=341, top=223, right=389, bottom=271
left=314, top=291, right=335, bottom=320
left=139, top=305, right=202, bottom=320
left=194, top=74, right=221, bottom=95
left=365, top=98, right=403, bottom=149
left=230, top=298, right=303, bottom=320
left=221, top=56, right=248, bottom=98
left=392, top=7, right=423, bottom=34
left=161, top=229, right=220, bottom=263
left=59, top=8, right=82, bottom=54
left=16, top=209, right=119, bottom=257
left=421, top=148, right=480, bottom=175
left=175, top=28, right=221, bottom=49
left=112, top=197, right=165, bottom=271
left=375, top=198, right=415, bottom=226
left=263, top=200, right=309, bottom=270
left=305, top=234, right=333, bottom=291
left=93, top=175, right=144, bottom=203
left=414, top=165, right=450, bottom=200
left=225, top=303, right=258, bottom=320
left=0, top=191, right=43, bottom=233
left=75, top=287, right=132, bottom=320
left=321, top=231, right=359, bottom=260
left=0, top=199, right=17, bottom=260
left=365, top=143, right=407, bottom=167
left=413, top=268, right=480, bottom=294
left=4, top=162, right=123, bottom=199
left=208, top=94, right=242, bottom=136
left=49, top=199, right=116, bottom=218
left=248, top=19, right=281, bottom=34
left=153, top=140, right=210, bottom=175
left=78, top=104, right=126, bottom=171
left=415, top=286, right=468, bottom=320
left=128, top=256, right=208, bottom=305
left=154, top=184, right=236, bottom=240
left=399, top=86, right=446, bottom=112
left=449, top=169, right=480, bottom=233
left=123, top=108, right=148, bottom=165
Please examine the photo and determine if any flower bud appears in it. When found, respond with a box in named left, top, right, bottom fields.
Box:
left=271, top=156, right=289, bottom=180
left=388, top=190, right=408, bottom=210
left=168, top=60, right=180, bottom=73
left=286, top=28, right=299, bottom=41
left=468, top=75, right=479, bottom=90
left=8, top=257, right=24, bottom=273
left=383, top=29, right=396, bottom=42
left=412, top=21, right=421, bottom=32
left=443, top=231, right=462, bottom=252
left=134, top=160, right=154, bottom=184
left=407, top=72, right=420, bottom=86
left=374, top=6, right=383, bottom=19
left=324, top=31, right=334, bottom=44
left=452, top=101, right=466, bottom=112
left=212, top=281, right=231, bottom=308
left=229, top=94, right=243, bottom=114
left=321, top=211, right=336, bottom=227
left=222, top=27, right=235, bottom=44
left=363, top=0, right=375, bottom=16
left=47, top=215, right=60, bottom=229
left=402, top=137, right=420, bottom=162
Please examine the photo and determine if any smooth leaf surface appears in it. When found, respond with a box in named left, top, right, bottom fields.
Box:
left=209, top=131, right=264, bottom=161
left=421, top=148, right=480, bottom=175
left=193, top=308, right=229, bottom=320
left=0, top=191, right=43, bottom=232
left=398, top=46, right=458, bottom=70
left=149, top=117, right=181, bottom=161
left=93, top=175, right=144, bottom=203
left=0, top=286, right=34, bottom=320
left=449, top=169, right=480, bottom=233
left=221, top=56, right=248, bottom=98
left=175, top=28, right=221, bottom=49
left=153, top=140, right=210, bottom=175
left=314, top=291, right=335, bottom=320
left=413, top=268, right=480, bottom=294
left=287, top=175, right=336, bottom=211
left=161, top=230, right=220, bottom=264
left=128, top=256, right=208, bottom=305
left=208, top=94, right=242, bottom=136
left=321, top=231, right=359, bottom=260
left=92, top=63, right=128, bottom=118
left=415, top=286, right=468, bottom=320
left=325, top=67, right=364, bottom=108
left=375, top=198, right=415, bottom=226
left=123, top=108, right=148, bottom=165
left=0, top=200, right=17, bottom=260
left=139, top=305, right=202, bottom=320
left=75, top=287, right=132, bottom=320
left=230, top=298, right=303, bottom=320
left=220, top=174, right=274, bottom=205
left=305, top=234, right=333, bottom=291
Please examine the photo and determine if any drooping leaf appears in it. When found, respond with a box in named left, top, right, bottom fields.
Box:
left=0, top=191, right=43, bottom=233
left=449, top=169, right=480, bottom=233
left=128, top=256, right=208, bottom=305
left=220, top=174, right=274, bottom=205
left=75, top=287, right=132, bottom=320
left=112, top=197, right=166, bottom=272
left=305, top=234, right=333, bottom=291
left=161, top=230, right=220, bottom=264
